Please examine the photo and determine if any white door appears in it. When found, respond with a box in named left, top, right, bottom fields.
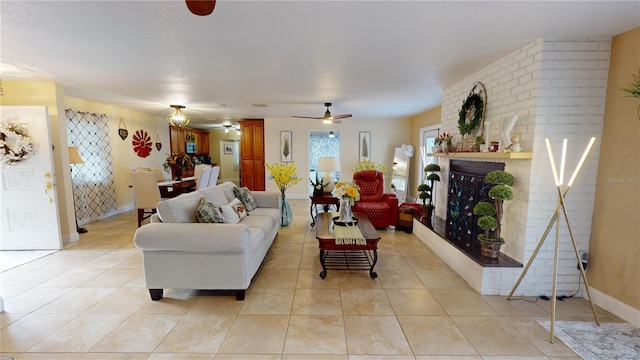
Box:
left=0, top=106, right=62, bottom=250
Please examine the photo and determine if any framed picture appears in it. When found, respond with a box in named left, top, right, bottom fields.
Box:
left=223, top=143, right=234, bottom=154
left=281, top=131, right=292, bottom=162
left=359, top=131, right=371, bottom=161
left=185, top=142, right=196, bottom=154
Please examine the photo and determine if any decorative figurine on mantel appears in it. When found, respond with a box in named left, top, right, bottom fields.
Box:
left=504, top=135, right=522, bottom=153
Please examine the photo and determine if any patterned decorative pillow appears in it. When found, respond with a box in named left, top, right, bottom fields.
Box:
left=220, top=198, right=248, bottom=224
left=233, top=186, right=257, bottom=212
left=195, top=197, right=226, bottom=223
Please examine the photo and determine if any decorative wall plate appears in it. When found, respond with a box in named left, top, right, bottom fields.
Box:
left=118, top=118, right=129, bottom=140
left=155, top=134, right=162, bottom=151
left=132, top=129, right=152, bottom=158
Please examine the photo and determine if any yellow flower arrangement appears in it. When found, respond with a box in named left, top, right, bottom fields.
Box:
left=333, top=181, right=360, bottom=205
left=265, top=162, right=303, bottom=196
left=354, top=159, right=388, bottom=174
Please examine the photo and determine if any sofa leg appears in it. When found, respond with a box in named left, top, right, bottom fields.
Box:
left=235, top=290, right=245, bottom=301
left=149, top=289, right=163, bottom=300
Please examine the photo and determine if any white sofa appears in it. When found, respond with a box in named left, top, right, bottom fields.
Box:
left=133, top=181, right=281, bottom=301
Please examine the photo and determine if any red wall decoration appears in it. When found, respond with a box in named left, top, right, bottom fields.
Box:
left=132, top=129, right=152, bottom=158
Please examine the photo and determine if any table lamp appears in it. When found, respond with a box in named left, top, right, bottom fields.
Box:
left=69, top=146, right=88, bottom=234
left=317, top=157, right=340, bottom=193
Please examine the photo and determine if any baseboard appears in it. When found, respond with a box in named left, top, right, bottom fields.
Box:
left=589, top=287, right=640, bottom=327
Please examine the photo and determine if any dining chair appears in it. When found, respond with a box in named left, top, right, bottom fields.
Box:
left=196, top=167, right=214, bottom=190
left=130, top=171, right=162, bottom=227
left=194, top=164, right=210, bottom=180
left=208, top=166, right=221, bottom=187
left=149, top=166, right=166, bottom=182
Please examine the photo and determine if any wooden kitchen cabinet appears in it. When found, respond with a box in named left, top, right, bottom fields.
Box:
left=169, top=126, right=210, bottom=156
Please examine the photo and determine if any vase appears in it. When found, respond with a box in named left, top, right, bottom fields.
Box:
left=338, top=196, right=353, bottom=223
left=173, top=167, right=183, bottom=181
left=431, top=145, right=441, bottom=153
left=478, top=238, right=505, bottom=259
left=441, top=144, right=449, bottom=154
left=280, top=194, right=293, bottom=227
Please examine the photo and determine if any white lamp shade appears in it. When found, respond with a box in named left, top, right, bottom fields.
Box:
left=317, top=157, right=340, bottom=172
left=68, top=147, right=84, bottom=164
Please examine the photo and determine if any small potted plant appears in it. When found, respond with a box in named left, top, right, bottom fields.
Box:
left=472, top=169, right=514, bottom=258
left=417, top=163, right=441, bottom=227
left=309, top=174, right=327, bottom=197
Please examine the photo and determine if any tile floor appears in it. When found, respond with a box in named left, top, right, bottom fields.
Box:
left=0, top=198, right=620, bottom=359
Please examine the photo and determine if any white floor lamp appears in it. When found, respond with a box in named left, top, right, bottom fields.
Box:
left=507, top=137, right=599, bottom=342
left=69, top=146, right=88, bottom=234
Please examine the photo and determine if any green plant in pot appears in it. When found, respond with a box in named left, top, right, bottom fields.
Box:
left=472, top=169, right=514, bottom=258
left=417, top=163, right=441, bottom=226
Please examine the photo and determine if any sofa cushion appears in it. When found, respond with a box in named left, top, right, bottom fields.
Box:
left=198, top=186, right=229, bottom=207
left=218, top=182, right=238, bottom=203
left=195, top=197, right=226, bottom=223
left=220, top=198, right=248, bottom=224
left=247, top=208, right=280, bottom=227
left=234, top=187, right=257, bottom=212
left=239, top=214, right=273, bottom=234
left=156, top=192, right=203, bottom=223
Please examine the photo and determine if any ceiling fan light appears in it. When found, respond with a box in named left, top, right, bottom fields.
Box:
left=167, top=105, right=190, bottom=127
left=322, top=119, right=333, bottom=124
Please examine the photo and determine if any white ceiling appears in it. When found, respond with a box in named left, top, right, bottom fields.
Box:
left=2, top=1, right=638, bottom=129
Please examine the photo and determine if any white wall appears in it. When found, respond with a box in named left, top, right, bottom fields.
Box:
left=264, top=117, right=411, bottom=199
left=437, top=37, right=610, bottom=296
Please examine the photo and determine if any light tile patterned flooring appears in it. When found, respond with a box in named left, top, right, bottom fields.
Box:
left=0, top=198, right=619, bottom=359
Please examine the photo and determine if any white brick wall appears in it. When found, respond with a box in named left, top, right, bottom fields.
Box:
left=430, top=37, right=610, bottom=296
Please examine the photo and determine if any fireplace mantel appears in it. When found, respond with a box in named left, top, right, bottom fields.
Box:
left=428, top=152, right=533, bottom=159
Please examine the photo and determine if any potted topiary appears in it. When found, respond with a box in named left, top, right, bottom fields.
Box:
left=472, top=169, right=514, bottom=258
left=417, top=163, right=441, bottom=227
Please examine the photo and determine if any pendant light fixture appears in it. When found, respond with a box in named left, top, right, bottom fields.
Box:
left=167, top=105, right=190, bottom=127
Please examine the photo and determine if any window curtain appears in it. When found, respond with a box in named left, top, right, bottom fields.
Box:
left=65, top=109, right=118, bottom=225
left=233, top=140, right=240, bottom=170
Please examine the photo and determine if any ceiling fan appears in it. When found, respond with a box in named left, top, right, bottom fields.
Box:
left=185, top=0, right=216, bottom=16
left=210, top=123, right=240, bottom=134
left=292, top=102, right=352, bottom=124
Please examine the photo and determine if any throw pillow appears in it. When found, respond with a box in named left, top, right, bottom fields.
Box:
left=195, top=197, right=226, bottom=223
left=233, top=186, right=257, bottom=212
left=220, top=198, right=248, bottom=224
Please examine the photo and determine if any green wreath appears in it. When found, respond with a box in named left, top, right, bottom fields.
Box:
left=458, top=93, right=484, bottom=136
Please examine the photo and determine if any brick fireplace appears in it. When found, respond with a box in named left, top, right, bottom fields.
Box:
left=414, top=37, right=609, bottom=296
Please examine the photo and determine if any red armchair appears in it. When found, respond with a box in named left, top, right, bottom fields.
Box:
left=352, top=170, right=399, bottom=229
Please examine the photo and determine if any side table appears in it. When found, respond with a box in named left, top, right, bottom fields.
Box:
left=309, top=194, right=340, bottom=227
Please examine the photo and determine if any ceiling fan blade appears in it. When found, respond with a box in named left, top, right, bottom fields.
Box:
left=291, top=116, right=323, bottom=119
left=330, top=114, right=352, bottom=120
left=185, top=0, right=216, bottom=16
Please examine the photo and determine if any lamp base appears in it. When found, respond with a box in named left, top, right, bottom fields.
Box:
left=323, top=173, right=335, bottom=193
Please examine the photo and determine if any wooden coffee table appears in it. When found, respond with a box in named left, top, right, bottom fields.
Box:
left=315, top=212, right=381, bottom=279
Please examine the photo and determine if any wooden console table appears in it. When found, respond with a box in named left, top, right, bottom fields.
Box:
left=315, top=212, right=381, bottom=279
left=309, top=194, right=340, bottom=227
left=158, top=177, right=196, bottom=198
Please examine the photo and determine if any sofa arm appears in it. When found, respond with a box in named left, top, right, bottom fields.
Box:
left=134, top=223, right=252, bottom=253
left=251, top=191, right=280, bottom=209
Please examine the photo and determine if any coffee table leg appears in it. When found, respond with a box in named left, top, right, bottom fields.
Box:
left=319, top=249, right=327, bottom=279
left=369, top=249, right=378, bottom=279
